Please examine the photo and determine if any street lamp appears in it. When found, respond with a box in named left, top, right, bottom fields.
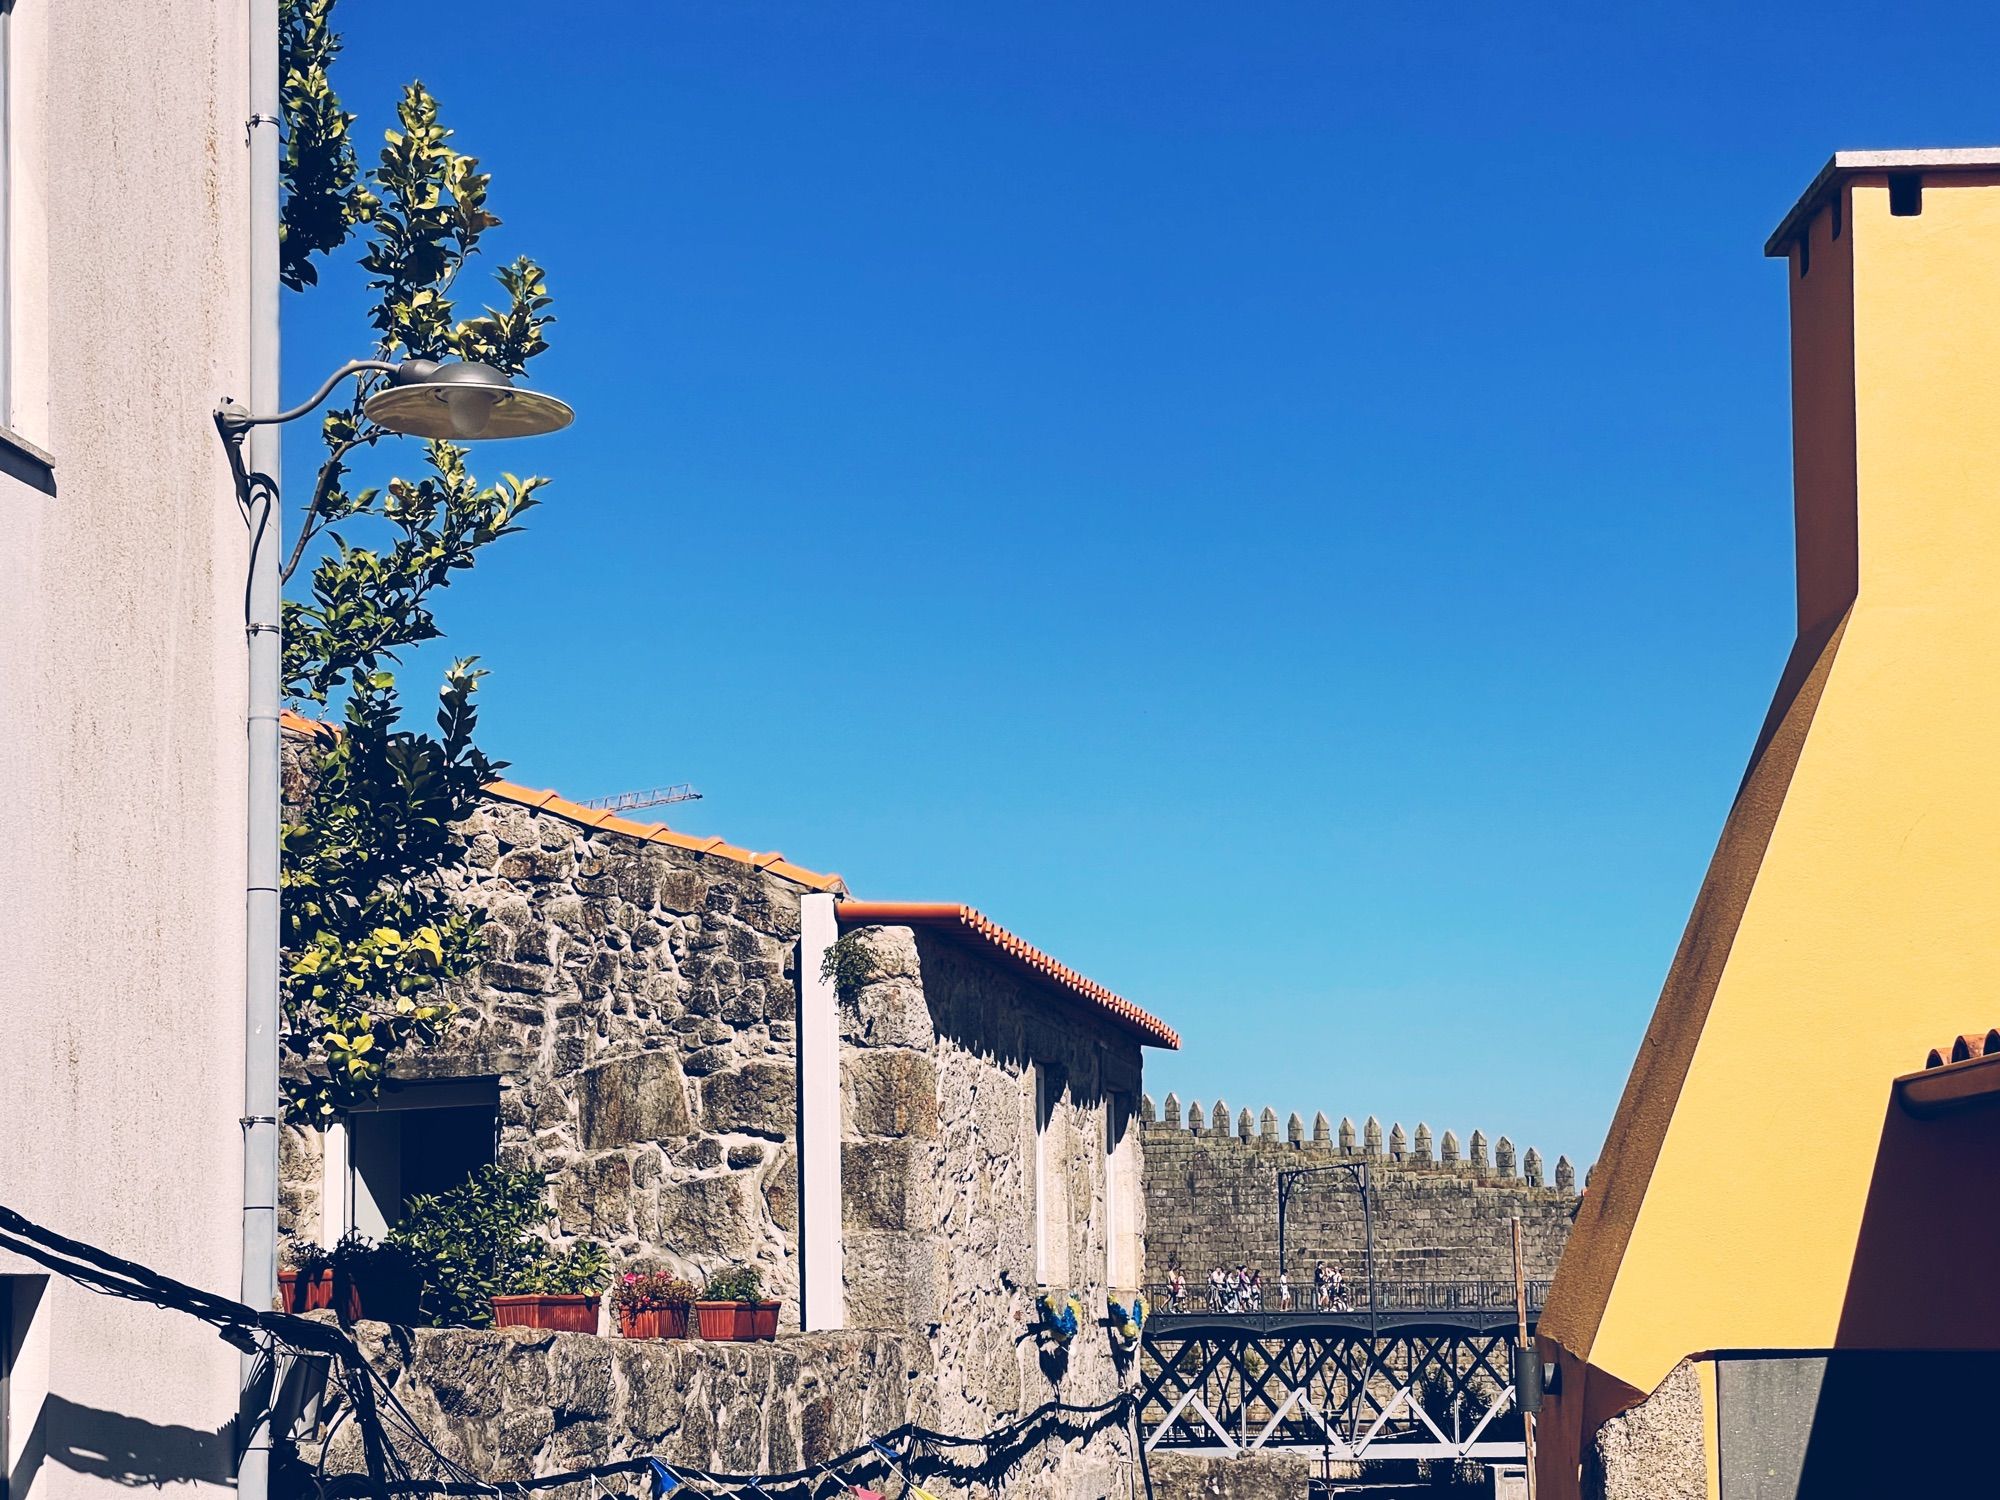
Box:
left=1275, top=1160, right=1379, bottom=1447
left=217, top=356, right=574, bottom=448
left=214, top=354, right=570, bottom=1500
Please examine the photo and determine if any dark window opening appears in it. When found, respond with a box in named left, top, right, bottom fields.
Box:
left=1798, top=232, right=1811, bottom=277
left=1831, top=190, right=1843, bottom=239
left=1890, top=172, right=1923, bottom=217
left=346, top=1078, right=499, bottom=1237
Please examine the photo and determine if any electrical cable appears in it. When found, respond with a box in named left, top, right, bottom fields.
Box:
left=0, top=1202, right=1135, bottom=1500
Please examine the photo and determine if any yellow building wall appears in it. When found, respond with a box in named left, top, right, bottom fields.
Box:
left=1536, top=169, right=2000, bottom=1496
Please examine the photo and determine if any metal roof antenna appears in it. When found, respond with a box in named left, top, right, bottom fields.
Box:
left=580, top=784, right=704, bottom=813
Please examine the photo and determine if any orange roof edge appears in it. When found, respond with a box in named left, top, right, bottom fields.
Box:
left=280, top=711, right=846, bottom=894
left=835, top=899, right=1179, bottom=1050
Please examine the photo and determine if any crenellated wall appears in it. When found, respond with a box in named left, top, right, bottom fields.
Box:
left=1139, top=1092, right=1585, bottom=1285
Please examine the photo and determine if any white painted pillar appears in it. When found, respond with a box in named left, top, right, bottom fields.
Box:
left=318, top=1122, right=349, bottom=1249
left=798, top=892, right=845, bottom=1329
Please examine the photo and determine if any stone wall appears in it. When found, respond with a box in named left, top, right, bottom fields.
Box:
left=279, top=763, right=820, bottom=1326
left=310, top=1323, right=924, bottom=1492
left=1146, top=1453, right=1314, bottom=1500
left=837, top=923, right=1147, bottom=1499
left=1141, top=1095, right=1582, bottom=1284
left=1584, top=1359, right=1705, bottom=1500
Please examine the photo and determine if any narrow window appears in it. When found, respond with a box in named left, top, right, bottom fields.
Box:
left=1104, top=1092, right=1130, bottom=1289
left=1, top=1277, right=47, bottom=1500
left=1031, top=1065, right=1069, bottom=1286
left=1831, top=189, right=1843, bottom=240
left=1, top=1280, right=10, bottom=1500
left=1890, top=172, right=1923, bottom=217
left=1033, top=1065, right=1052, bottom=1285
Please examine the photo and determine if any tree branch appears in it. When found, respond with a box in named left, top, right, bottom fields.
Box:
left=282, top=426, right=379, bottom=583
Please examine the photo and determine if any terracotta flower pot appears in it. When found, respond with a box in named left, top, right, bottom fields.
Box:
left=344, top=1260, right=423, bottom=1326
left=616, top=1305, right=689, bottom=1339
left=279, top=1268, right=367, bottom=1322
left=491, top=1293, right=600, bottom=1333
left=694, top=1300, right=780, bottom=1341
left=279, top=1268, right=336, bottom=1314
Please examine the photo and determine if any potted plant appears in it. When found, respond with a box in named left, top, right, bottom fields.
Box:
left=278, top=1240, right=338, bottom=1315
left=279, top=1233, right=422, bottom=1324
left=694, top=1264, right=779, bottom=1341
left=490, top=1240, right=611, bottom=1333
left=612, top=1270, right=697, bottom=1339
left=387, top=1165, right=608, bottom=1329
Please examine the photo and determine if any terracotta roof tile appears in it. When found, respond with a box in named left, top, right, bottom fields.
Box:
left=834, top=900, right=1179, bottom=1050
left=278, top=715, right=1177, bottom=1054
left=1900, top=1025, right=2000, bottom=1115
left=282, top=711, right=846, bottom=893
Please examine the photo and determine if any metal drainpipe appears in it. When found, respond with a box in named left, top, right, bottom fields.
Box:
left=239, top=0, right=282, bottom=1497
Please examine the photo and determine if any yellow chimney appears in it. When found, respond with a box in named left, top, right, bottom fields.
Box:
left=1534, top=151, right=2000, bottom=1498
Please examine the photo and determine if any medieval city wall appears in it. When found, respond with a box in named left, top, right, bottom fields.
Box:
left=1140, top=1093, right=1583, bottom=1285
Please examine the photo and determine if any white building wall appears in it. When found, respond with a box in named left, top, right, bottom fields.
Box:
left=0, top=4, right=251, bottom=1499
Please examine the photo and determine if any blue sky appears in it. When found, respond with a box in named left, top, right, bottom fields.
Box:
left=285, top=1, right=1999, bottom=1167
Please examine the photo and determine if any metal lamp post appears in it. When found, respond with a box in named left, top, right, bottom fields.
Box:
left=1275, top=1159, right=1378, bottom=1444
left=215, top=355, right=570, bottom=1500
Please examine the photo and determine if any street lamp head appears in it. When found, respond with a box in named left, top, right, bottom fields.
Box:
left=362, top=359, right=573, bottom=441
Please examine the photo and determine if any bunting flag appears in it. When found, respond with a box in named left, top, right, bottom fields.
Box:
left=847, top=1488, right=884, bottom=1500
left=649, top=1460, right=682, bottom=1496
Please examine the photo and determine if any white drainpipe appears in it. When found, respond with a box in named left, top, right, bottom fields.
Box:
left=239, top=1, right=282, bottom=1497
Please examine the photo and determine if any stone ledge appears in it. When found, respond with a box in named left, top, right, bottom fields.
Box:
left=308, top=1322, right=931, bottom=1486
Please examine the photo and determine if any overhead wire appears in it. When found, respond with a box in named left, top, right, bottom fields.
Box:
left=0, top=1202, right=1137, bottom=1500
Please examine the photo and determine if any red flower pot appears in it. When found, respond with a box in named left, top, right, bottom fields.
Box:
left=491, top=1293, right=600, bottom=1333
left=616, top=1306, right=689, bottom=1339
left=694, top=1300, right=780, bottom=1341
left=279, top=1268, right=367, bottom=1322
left=279, top=1269, right=335, bottom=1314
left=344, top=1260, right=423, bottom=1326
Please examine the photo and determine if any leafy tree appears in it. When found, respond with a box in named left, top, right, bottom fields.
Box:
left=278, top=0, right=554, bottom=1121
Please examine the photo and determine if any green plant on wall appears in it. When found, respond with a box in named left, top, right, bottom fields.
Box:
left=820, top=930, right=879, bottom=1003
left=277, top=0, right=554, bottom=1120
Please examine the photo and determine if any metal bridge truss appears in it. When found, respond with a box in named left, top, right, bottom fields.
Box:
left=1138, top=1322, right=1525, bottom=1463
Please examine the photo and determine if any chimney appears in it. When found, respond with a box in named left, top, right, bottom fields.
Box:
left=1767, top=151, right=2000, bottom=634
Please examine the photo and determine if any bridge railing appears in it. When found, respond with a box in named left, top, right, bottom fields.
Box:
left=1143, top=1278, right=1549, bottom=1316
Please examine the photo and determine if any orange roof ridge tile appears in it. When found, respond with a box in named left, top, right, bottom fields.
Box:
left=834, top=900, right=1179, bottom=1050
left=281, top=711, right=846, bottom=893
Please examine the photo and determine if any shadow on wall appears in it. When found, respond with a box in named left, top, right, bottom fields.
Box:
left=34, top=1394, right=235, bottom=1489
left=1833, top=1093, right=2000, bottom=1349
left=1713, top=1094, right=2000, bottom=1494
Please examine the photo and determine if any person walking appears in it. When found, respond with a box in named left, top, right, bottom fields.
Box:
left=1278, top=1270, right=1292, bottom=1310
